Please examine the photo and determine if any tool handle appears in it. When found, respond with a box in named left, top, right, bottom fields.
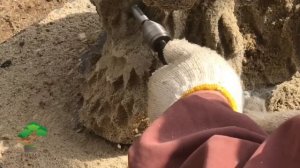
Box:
left=131, top=5, right=149, bottom=24
left=131, top=4, right=170, bottom=65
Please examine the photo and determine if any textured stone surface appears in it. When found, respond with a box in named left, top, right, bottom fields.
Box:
left=268, top=72, right=300, bottom=112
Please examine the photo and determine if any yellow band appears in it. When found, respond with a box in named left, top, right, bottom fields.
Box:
left=182, top=84, right=238, bottom=112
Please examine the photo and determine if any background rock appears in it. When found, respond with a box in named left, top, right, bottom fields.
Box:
left=268, top=72, right=300, bottom=112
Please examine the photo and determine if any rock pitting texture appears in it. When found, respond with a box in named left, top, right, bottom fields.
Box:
left=80, top=0, right=300, bottom=143
left=268, top=72, right=300, bottom=112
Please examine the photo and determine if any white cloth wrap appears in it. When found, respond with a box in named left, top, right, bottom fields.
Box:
left=148, top=39, right=243, bottom=122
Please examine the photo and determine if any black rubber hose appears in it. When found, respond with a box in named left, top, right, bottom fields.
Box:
left=155, top=39, right=168, bottom=65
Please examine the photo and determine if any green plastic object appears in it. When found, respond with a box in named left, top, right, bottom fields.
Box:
left=36, top=126, right=48, bottom=137
left=18, top=129, right=33, bottom=139
left=25, top=122, right=41, bottom=131
left=18, top=122, right=48, bottom=139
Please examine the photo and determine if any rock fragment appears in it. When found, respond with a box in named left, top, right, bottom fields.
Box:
left=0, top=60, right=12, bottom=68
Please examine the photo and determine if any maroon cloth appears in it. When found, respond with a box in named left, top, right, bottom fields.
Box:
left=128, top=91, right=300, bottom=168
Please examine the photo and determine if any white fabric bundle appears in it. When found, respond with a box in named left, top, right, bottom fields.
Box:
left=148, top=39, right=243, bottom=121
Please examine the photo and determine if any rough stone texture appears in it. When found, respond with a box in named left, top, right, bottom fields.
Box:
left=79, top=0, right=154, bottom=144
left=143, top=0, right=197, bottom=10
left=268, top=72, right=300, bottom=112
left=80, top=0, right=300, bottom=143
left=0, top=0, right=67, bottom=43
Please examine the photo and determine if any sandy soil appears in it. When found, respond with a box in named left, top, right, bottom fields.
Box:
left=0, top=0, right=67, bottom=44
left=0, top=0, right=127, bottom=167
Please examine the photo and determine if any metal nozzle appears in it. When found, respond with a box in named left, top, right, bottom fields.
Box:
left=131, top=5, right=149, bottom=24
left=131, top=5, right=171, bottom=65
left=142, top=21, right=171, bottom=52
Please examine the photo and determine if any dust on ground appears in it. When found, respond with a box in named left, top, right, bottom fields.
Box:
left=0, top=0, right=127, bottom=167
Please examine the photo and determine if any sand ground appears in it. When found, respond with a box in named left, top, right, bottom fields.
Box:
left=0, top=0, right=127, bottom=167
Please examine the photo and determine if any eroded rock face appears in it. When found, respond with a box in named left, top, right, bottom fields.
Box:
left=79, top=0, right=156, bottom=144
left=80, top=0, right=300, bottom=143
left=268, top=72, right=300, bottom=112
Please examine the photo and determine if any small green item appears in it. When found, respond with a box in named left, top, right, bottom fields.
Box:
left=18, top=129, right=33, bottom=139
left=25, top=122, right=41, bottom=131
left=36, top=126, right=48, bottom=137
left=18, top=122, right=48, bottom=139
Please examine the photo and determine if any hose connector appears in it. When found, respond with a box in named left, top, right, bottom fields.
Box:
left=131, top=5, right=171, bottom=64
